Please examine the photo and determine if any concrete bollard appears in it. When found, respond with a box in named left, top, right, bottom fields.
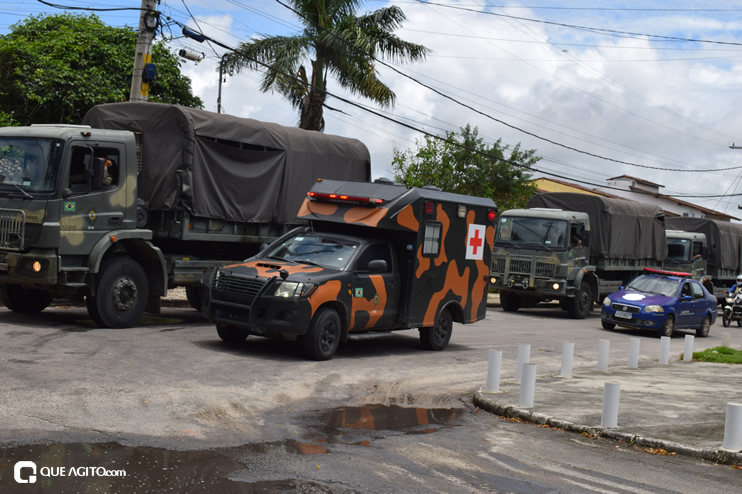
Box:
left=628, top=338, right=640, bottom=368
left=683, top=335, right=694, bottom=362
left=485, top=349, right=502, bottom=393
left=519, top=364, right=537, bottom=408
left=659, top=336, right=670, bottom=365
left=597, top=339, right=610, bottom=372
left=516, top=343, right=531, bottom=383
left=722, top=333, right=731, bottom=348
left=601, top=382, right=621, bottom=428
left=723, top=403, right=742, bottom=451
left=561, top=342, right=575, bottom=377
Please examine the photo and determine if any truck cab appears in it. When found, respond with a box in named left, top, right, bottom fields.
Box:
left=203, top=179, right=497, bottom=360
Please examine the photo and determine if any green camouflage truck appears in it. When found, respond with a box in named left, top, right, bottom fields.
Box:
left=490, top=193, right=672, bottom=319
left=0, top=103, right=370, bottom=328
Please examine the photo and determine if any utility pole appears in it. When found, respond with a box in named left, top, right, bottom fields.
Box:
left=129, top=0, right=159, bottom=102
left=217, top=54, right=229, bottom=114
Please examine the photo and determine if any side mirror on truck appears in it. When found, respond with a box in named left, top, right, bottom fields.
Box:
left=367, top=260, right=388, bottom=273
left=91, top=157, right=105, bottom=190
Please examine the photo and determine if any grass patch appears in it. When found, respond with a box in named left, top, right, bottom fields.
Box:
left=690, top=346, right=742, bottom=364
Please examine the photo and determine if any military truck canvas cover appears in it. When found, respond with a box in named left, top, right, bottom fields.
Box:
left=666, top=217, right=742, bottom=271
left=82, top=103, right=370, bottom=224
left=527, top=192, right=667, bottom=261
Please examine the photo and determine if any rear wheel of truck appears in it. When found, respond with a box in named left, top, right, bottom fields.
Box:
left=567, top=282, right=592, bottom=319
left=216, top=324, right=249, bottom=344
left=420, top=308, right=453, bottom=351
left=500, top=292, right=522, bottom=312
left=87, top=257, right=149, bottom=328
left=303, top=307, right=341, bottom=361
left=185, top=286, right=204, bottom=311
left=0, top=284, right=52, bottom=313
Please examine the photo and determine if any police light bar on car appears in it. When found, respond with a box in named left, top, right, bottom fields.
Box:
left=307, top=191, right=384, bottom=206
left=643, top=267, right=691, bottom=277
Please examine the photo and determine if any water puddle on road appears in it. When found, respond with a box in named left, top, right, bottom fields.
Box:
left=0, top=405, right=461, bottom=492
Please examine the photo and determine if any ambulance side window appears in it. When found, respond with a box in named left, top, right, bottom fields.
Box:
left=423, top=222, right=442, bottom=256
left=356, top=243, right=392, bottom=273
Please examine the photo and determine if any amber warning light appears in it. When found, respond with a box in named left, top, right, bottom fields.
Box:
left=307, top=191, right=383, bottom=206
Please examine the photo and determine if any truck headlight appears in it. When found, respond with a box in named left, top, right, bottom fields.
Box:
left=644, top=305, right=664, bottom=313
left=273, top=281, right=316, bottom=298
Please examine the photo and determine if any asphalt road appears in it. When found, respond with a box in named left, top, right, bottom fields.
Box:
left=1, top=303, right=740, bottom=492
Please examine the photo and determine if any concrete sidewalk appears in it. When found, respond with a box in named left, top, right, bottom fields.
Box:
left=474, top=360, right=742, bottom=465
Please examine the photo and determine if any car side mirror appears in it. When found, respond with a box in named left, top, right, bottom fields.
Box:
left=682, top=295, right=692, bottom=301
left=368, top=259, right=388, bottom=273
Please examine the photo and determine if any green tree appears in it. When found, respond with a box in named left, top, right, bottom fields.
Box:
left=392, top=125, right=540, bottom=211
left=225, top=0, right=429, bottom=131
left=0, top=13, right=203, bottom=126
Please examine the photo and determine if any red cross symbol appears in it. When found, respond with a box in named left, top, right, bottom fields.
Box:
left=469, top=228, right=483, bottom=255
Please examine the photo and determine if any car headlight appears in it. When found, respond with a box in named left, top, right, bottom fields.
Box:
left=273, top=281, right=316, bottom=298
left=643, top=305, right=665, bottom=313
left=602, top=297, right=611, bottom=306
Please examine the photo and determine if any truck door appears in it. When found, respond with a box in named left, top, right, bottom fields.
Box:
left=349, top=242, right=400, bottom=331
left=59, top=143, right=126, bottom=256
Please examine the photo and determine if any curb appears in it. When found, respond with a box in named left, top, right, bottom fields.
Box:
left=473, top=390, right=742, bottom=466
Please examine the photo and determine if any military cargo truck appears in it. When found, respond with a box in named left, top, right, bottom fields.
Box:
left=202, top=179, right=497, bottom=360
left=490, top=192, right=668, bottom=318
left=0, top=103, right=370, bottom=328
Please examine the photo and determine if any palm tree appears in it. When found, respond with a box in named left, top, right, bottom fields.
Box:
left=225, top=0, right=429, bottom=131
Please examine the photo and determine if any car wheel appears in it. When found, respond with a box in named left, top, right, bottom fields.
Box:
left=659, top=315, right=674, bottom=337
left=500, top=292, right=522, bottom=312
left=216, top=324, right=249, bottom=344
left=696, top=315, right=711, bottom=337
left=567, top=282, right=592, bottom=319
left=303, top=307, right=341, bottom=361
left=420, top=308, right=453, bottom=351
left=601, top=320, right=616, bottom=330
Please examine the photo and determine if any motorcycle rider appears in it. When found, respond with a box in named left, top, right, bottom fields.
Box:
left=723, top=275, right=742, bottom=327
left=728, top=274, right=742, bottom=295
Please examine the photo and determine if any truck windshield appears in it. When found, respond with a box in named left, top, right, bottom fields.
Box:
left=666, top=238, right=691, bottom=263
left=265, top=234, right=360, bottom=269
left=495, top=216, right=568, bottom=249
left=0, top=137, right=62, bottom=193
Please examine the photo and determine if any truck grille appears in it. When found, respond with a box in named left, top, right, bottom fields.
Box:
left=492, top=254, right=557, bottom=278
left=0, top=209, right=25, bottom=251
left=535, top=259, right=557, bottom=278
left=213, top=272, right=266, bottom=303
left=509, top=256, right=532, bottom=275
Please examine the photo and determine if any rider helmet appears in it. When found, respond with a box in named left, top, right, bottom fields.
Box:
left=737, top=274, right=742, bottom=284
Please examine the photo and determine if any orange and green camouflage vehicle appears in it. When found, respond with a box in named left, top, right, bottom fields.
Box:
left=202, top=179, right=497, bottom=360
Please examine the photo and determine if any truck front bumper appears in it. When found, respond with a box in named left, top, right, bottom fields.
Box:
left=0, top=250, right=58, bottom=286
left=490, top=273, right=569, bottom=297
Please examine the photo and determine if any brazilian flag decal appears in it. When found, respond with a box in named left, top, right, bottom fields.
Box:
left=64, top=202, right=76, bottom=212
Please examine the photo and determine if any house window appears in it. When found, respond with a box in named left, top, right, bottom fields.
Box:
left=423, top=222, right=442, bottom=256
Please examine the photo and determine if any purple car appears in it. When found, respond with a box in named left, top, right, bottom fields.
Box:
left=601, top=273, right=717, bottom=337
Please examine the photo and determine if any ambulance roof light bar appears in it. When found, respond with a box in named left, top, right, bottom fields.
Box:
left=307, top=191, right=384, bottom=206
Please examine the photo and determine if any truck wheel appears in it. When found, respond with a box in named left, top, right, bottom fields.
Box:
left=601, top=320, right=616, bottom=330
left=303, top=307, right=341, bottom=361
left=216, top=324, right=249, bottom=344
left=659, top=315, right=674, bottom=338
left=87, top=257, right=149, bottom=328
left=696, top=316, right=711, bottom=337
left=0, top=284, right=52, bottom=313
left=567, top=282, right=592, bottom=319
left=420, top=308, right=453, bottom=351
left=500, top=292, right=522, bottom=312
left=185, top=286, right=204, bottom=311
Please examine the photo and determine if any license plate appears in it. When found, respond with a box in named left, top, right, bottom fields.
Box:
left=615, top=310, right=632, bottom=320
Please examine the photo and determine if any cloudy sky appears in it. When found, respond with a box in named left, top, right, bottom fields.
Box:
left=5, top=1, right=742, bottom=216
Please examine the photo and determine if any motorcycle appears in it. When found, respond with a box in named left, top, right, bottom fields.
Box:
left=722, top=291, right=742, bottom=327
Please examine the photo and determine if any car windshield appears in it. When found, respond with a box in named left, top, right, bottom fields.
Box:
left=265, top=234, right=360, bottom=269
left=495, top=216, right=568, bottom=249
left=626, top=276, right=680, bottom=297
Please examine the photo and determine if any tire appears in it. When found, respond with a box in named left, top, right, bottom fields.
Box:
left=420, top=308, right=453, bottom=351
left=567, top=282, right=592, bottom=319
left=87, top=257, right=149, bottom=328
left=216, top=324, right=249, bottom=344
left=737, top=320, right=742, bottom=327
left=0, top=284, right=52, bottom=313
left=303, top=307, right=341, bottom=361
left=500, top=292, right=522, bottom=312
left=696, top=315, right=711, bottom=337
left=601, top=320, right=616, bottom=330
left=659, top=315, right=674, bottom=338
left=185, top=286, right=204, bottom=311
left=723, top=309, right=731, bottom=328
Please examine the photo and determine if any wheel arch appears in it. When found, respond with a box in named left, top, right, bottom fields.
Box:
left=314, top=300, right=349, bottom=342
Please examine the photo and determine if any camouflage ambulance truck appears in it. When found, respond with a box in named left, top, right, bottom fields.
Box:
left=202, top=178, right=497, bottom=360
left=490, top=192, right=669, bottom=319
left=0, top=103, right=370, bottom=328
